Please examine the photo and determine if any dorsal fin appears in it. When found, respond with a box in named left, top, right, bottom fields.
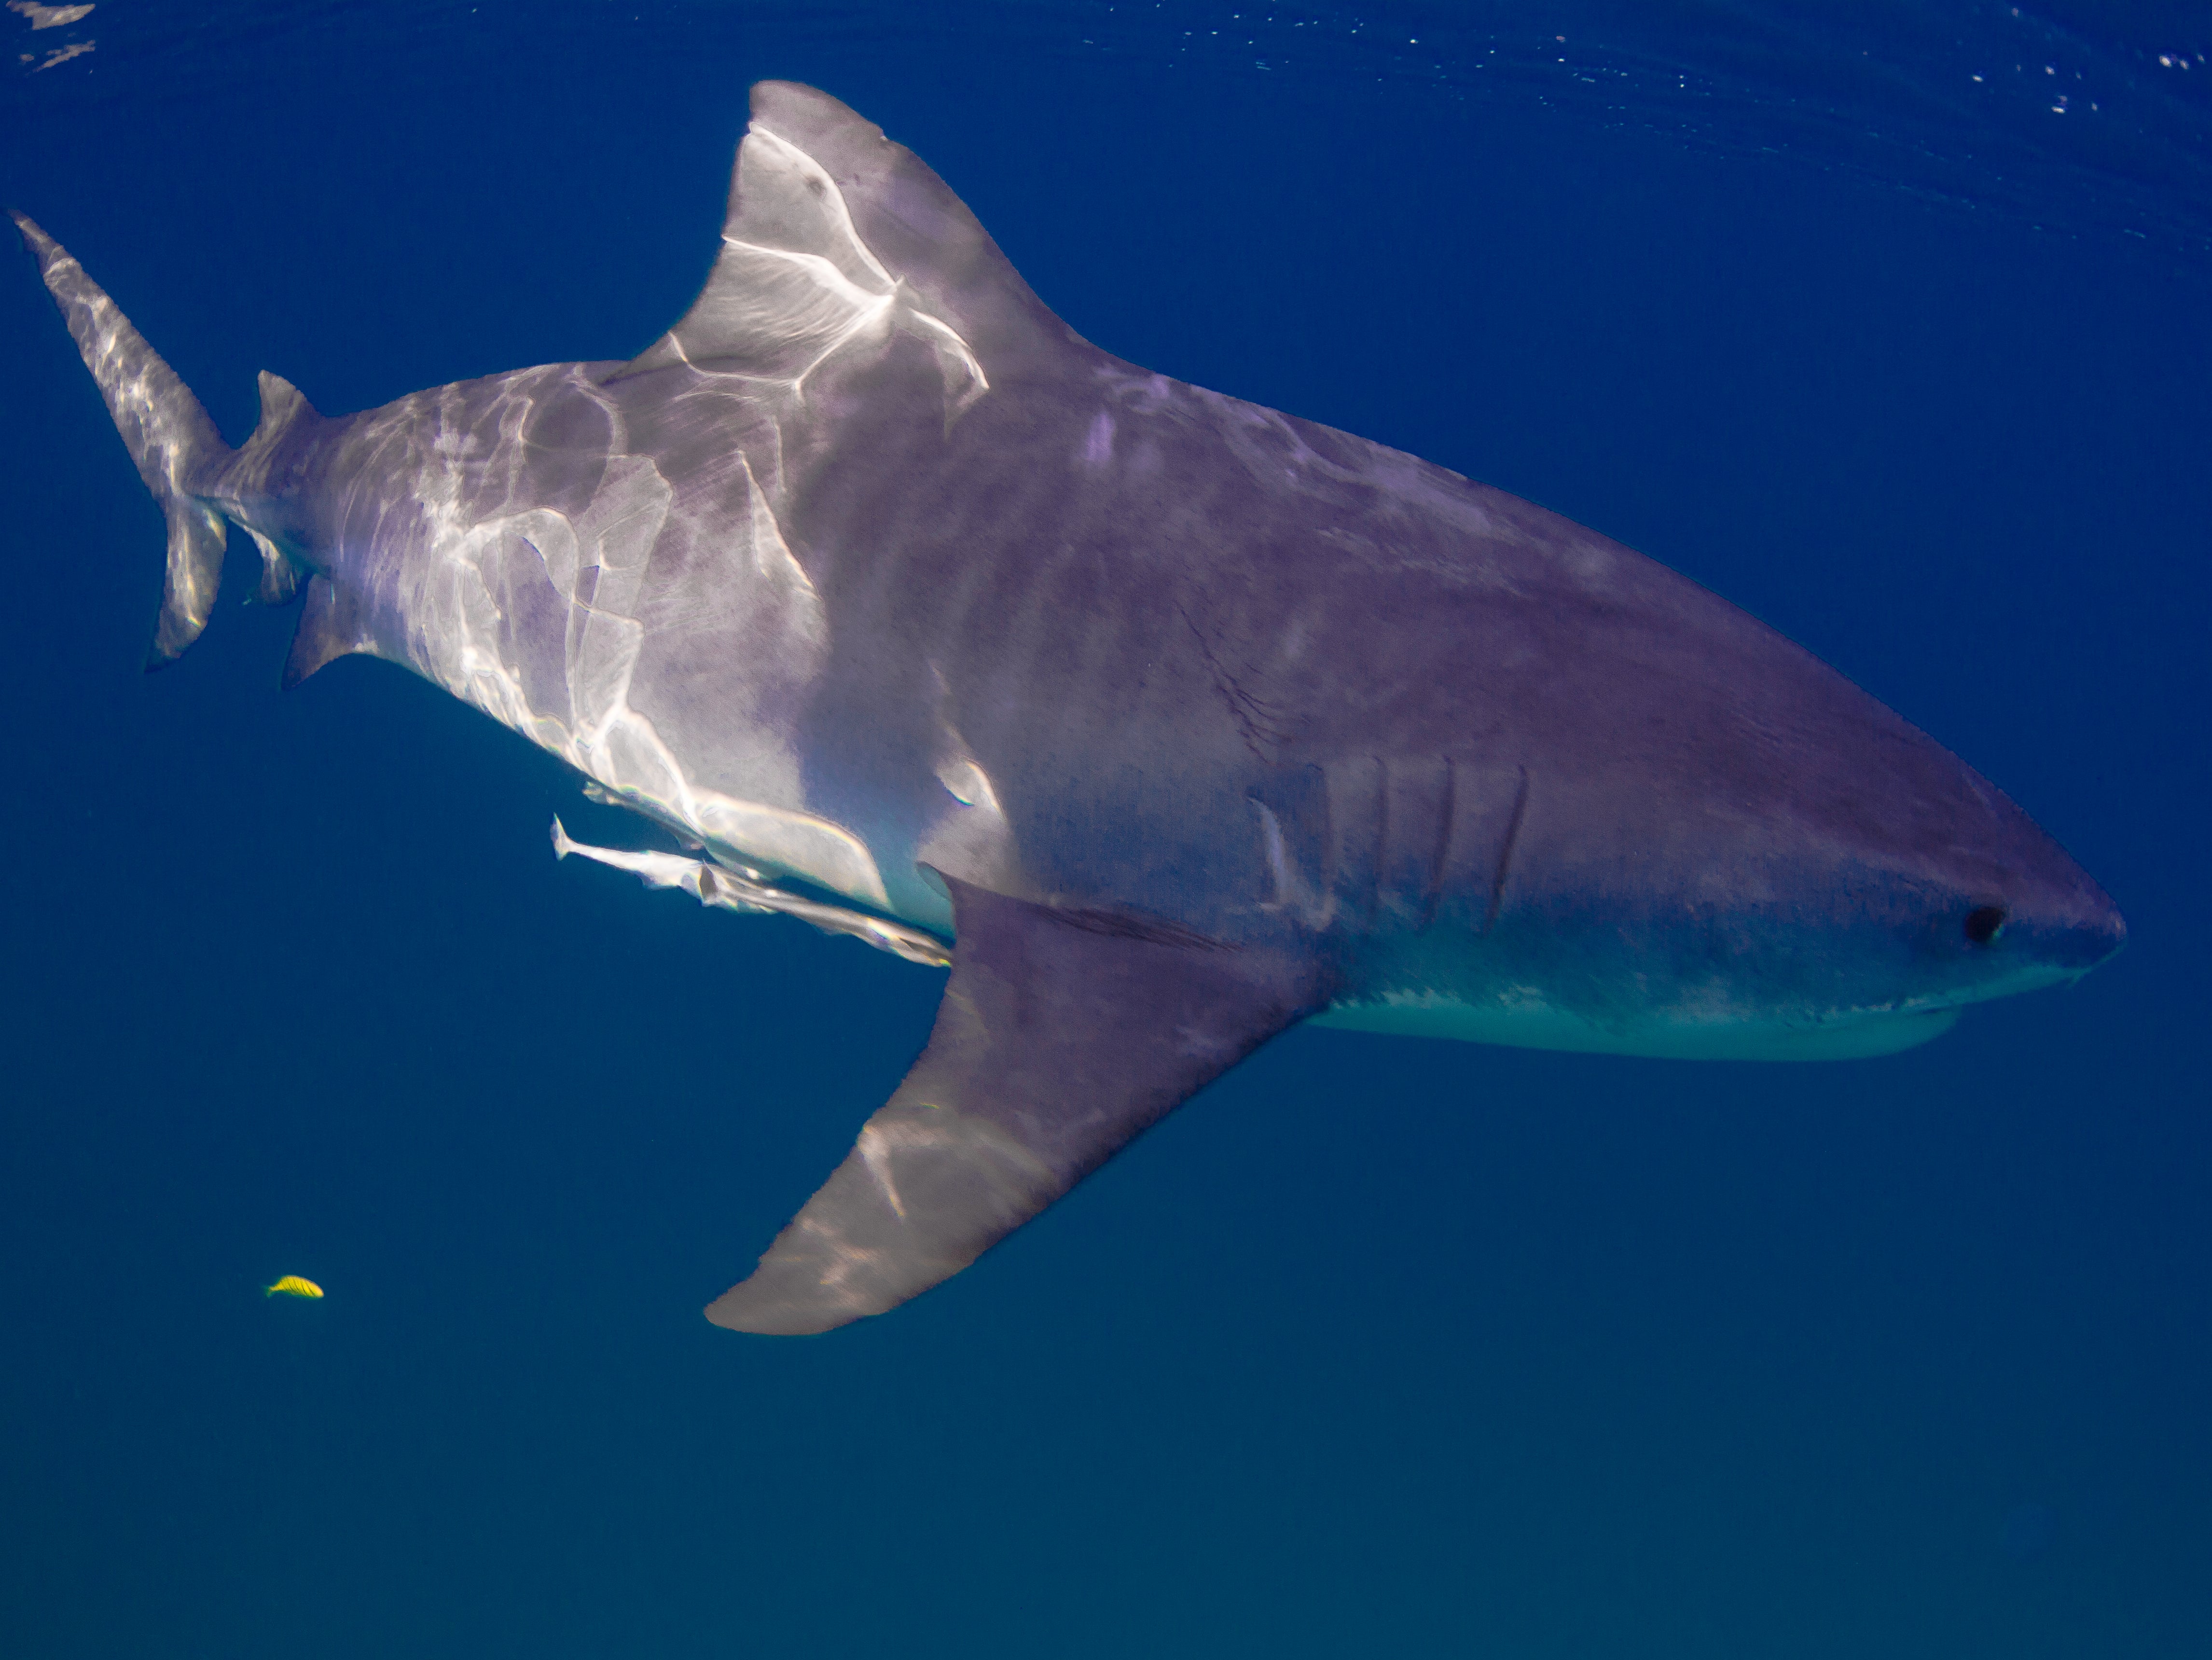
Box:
left=235, top=372, right=320, bottom=605
left=244, top=370, right=317, bottom=450
left=617, top=82, right=1074, bottom=400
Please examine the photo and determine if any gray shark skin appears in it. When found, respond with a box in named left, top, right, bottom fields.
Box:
left=18, top=82, right=2122, bottom=1335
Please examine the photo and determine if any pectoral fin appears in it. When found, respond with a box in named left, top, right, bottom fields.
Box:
left=706, top=877, right=1329, bottom=1335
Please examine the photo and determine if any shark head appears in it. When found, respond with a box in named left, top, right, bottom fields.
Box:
left=1308, top=497, right=2125, bottom=1063
left=1355, top=603, right=2123, bottom=1063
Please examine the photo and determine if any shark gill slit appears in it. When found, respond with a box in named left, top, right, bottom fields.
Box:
left=1366, top=756, right=1390, bottom=928
left=1417, top=756, right=1456, bottom=933
left=1483, top=766, right=1530, bottom=938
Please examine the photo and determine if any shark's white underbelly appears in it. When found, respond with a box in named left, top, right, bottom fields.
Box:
left=1312, top=991, right=1960, bottom=1061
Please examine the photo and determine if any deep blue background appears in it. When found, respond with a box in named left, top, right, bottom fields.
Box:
left=2, top=4, right=2206, bottom=1656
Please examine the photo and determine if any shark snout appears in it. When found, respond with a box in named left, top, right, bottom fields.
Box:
left=1988, top=876, right=2126, bottom=978
left=1945, top=820, right=2125, bottom=990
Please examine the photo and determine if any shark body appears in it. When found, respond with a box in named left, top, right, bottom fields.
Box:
left=18, top=83, right=2123, bottom=1333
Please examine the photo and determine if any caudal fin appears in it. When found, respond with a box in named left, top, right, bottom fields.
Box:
left=15, top=213, right=234, bottom=666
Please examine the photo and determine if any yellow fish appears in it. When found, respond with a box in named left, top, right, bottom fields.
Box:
left=264, top=1275, right=324, bottom=1300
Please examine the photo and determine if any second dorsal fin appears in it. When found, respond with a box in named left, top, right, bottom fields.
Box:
left=235, top=372, right=322, bottom=606
left=618, top=82, right=1074, bottom=402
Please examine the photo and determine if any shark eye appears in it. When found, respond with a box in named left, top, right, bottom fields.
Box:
left=1963, top=905, right=2008, bottom=946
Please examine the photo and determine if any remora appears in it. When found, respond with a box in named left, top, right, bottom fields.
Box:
left=16, top=82, right=2124, bottom=1334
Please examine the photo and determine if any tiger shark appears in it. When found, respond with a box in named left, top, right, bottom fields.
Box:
left=17, top=82, right=2123, bottom=1335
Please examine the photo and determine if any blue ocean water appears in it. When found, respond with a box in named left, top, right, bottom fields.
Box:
left=1, top=2, right=2206, bottom=1654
